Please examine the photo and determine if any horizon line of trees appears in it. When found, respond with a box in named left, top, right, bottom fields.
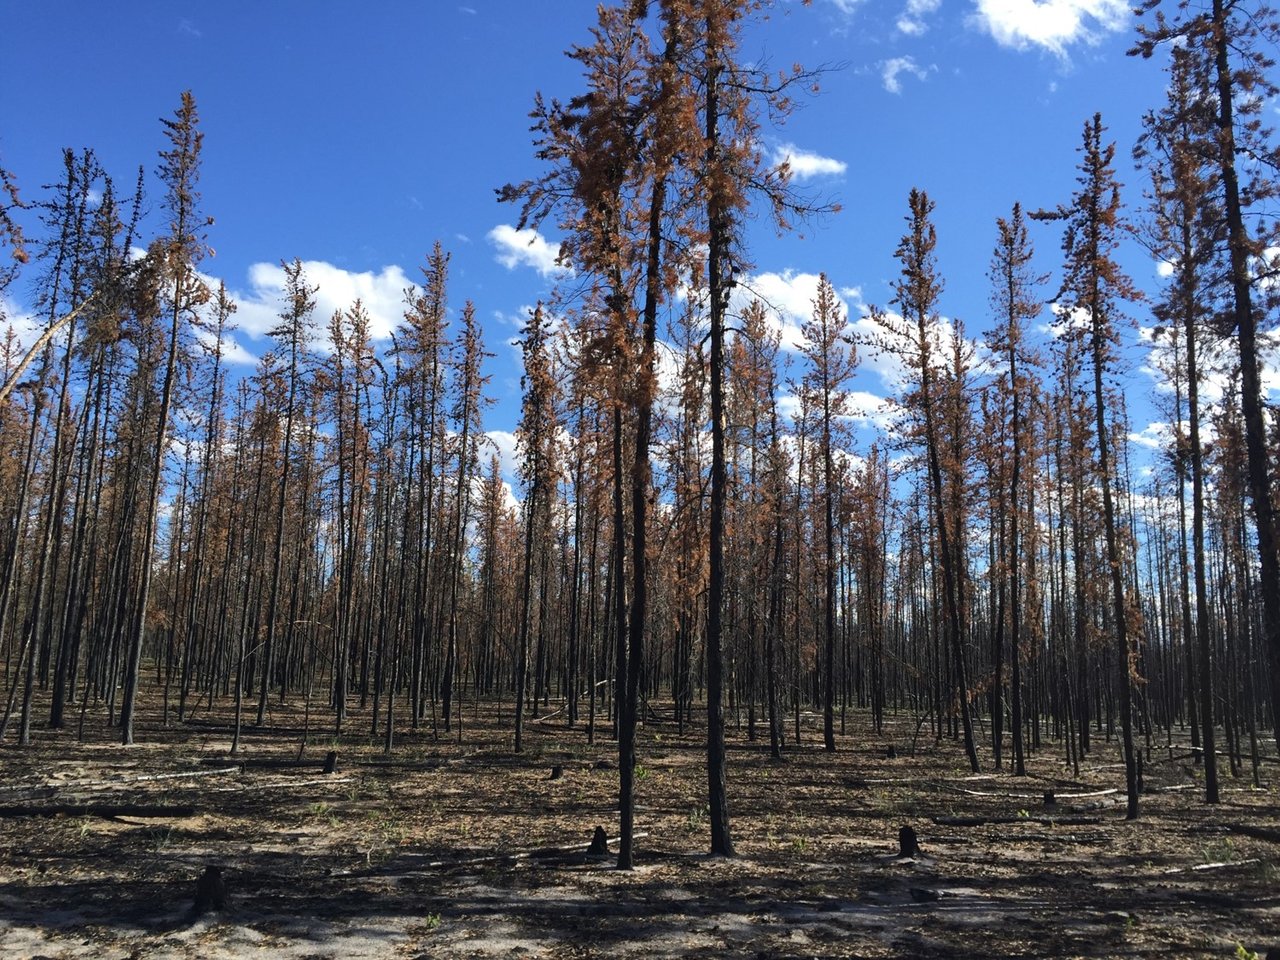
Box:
left=1, top=0, right=1277, bottom=866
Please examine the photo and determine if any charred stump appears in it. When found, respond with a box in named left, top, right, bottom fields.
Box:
left=587, top=826, right=610, bottom=856
left=898, top=824, right=920, bottom=858
left=192, top=865, right=227, bottom=917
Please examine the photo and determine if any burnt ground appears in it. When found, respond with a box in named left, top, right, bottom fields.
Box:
left=0, top=695, right=1276, bottom=959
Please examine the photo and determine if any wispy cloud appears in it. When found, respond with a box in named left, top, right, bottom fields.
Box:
left=773, top=143, right=848, bottom=180
left=898, top=0, right=942, bottom=35
left=488, top=224, right=568, bottom=278
left=971, top=0, right=1129, bottom=56
left=881, top=56, right=930, bottom=94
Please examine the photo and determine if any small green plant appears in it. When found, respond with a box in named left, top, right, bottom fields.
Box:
left=425, top=913, right=442, bottom=931
left=1200, top=838, right=1237, bottom=865
left=370, top=812, right=406, bottom=846
left=685, top=804, right=708, bottom=834
left=147, top=826, right=174, bottom=852
left=1234, top=944, right=1260, bottom=960
left=308, top=801, right=338, bottom=826
left=634, top=764, right=650, bottom=782
left=791, top=836, right=808, bottom=853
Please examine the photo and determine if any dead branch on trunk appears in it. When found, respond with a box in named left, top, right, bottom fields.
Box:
left=0, top=294, right=97, bottom=406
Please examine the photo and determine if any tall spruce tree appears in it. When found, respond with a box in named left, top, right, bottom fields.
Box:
left=121, top=91, right=211, bottom=745
left=1039, top=115, right=1143, bottom=818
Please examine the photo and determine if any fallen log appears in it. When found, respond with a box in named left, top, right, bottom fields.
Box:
left=1017, top=833, right=1110, bottom=844
left=350, top=758, right=447, bottom=771
left=197, top=755, right=335, bottom=771
left=0, top=804, right=196, bottom=819
left=209, top=776, right=354, bottom=793
left=0, top=786, right=60, bottom=803
left=931, top=815, right=1103, bottom=827
left=1190, top=823, right=1280, bottom=844
left=0, top=766, right=238, bottom=801
left=1057, top=788, right=1120, bottom=800
left=348, top=830, right=652, bottom=878
left=125, top=766, right=240, bottom=784
left=1164, top=858, right=1261, bottom=875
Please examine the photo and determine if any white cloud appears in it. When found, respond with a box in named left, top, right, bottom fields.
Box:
left=0, top=294, right=40, bottom=354
left=848, top=309, right=911, bottom=388
left=825, top=0, right=866, bottom=12
left=898, top=0, right=942, bottom=34
left=485, top=429, right=521, bottom=483
left=1263, top=330, right=1280, bottom=399
left=735, top=269, right=859, bottom=352
left=773, top=144, right=848, bottom=180
left=851, top=304, right=987, bottom=395
left=187, top=314, right=258, bottom=366
left=1129, top=421, right=1171, bottom=451
left=971, top=0, right=1129, bottom=56
left=728, top=271, right=911, bottom=418
left=488, top=224, right=568, bottom=278
left=846, top=389, right=896, bottom=430
left=881, top=56, right=930, bottom=94
left=232, top=260, right=416, bottom=344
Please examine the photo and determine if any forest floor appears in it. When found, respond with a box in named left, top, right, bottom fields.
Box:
left=0, top=694, right=1276, bottom=959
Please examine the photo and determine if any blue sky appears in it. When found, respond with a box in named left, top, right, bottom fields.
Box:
left=2, top=1, right=1209, bottom=479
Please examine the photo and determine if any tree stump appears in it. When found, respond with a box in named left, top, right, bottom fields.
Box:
left=323, top=751, right=338, bottom=775
left=587, top=826, right=610, bottom=856
left=192, top=865, right=227, bottom=916
left=885, top=745, right=897, bottom=759
left=550, top=765, right=563, bottom=780
left=898, top=824, right=920, bottom=858
left=1043, top=790, right=1056, bottom=807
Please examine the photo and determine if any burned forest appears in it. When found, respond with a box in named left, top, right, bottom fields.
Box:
left=1, top=1, right=1278, bottom=957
